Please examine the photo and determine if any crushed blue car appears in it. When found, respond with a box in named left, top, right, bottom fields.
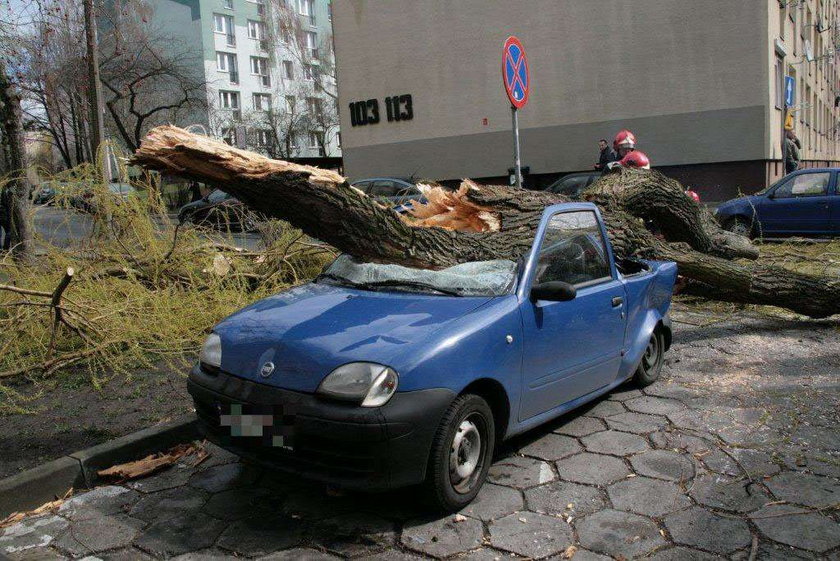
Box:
left=188, top=202, right=677, bottom=510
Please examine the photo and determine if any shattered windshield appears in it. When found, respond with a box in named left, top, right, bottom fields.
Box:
left=317, top=254, right=517, bottom=297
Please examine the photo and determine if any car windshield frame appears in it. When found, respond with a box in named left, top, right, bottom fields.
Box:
left=316, top=254, right=518, bottom=297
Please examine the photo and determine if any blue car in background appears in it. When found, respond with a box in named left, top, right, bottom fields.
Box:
left=715, top=168, right=840, bottom=237
left=188, top=202, right=677, bottom=511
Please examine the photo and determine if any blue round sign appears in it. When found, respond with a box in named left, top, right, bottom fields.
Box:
left=503, top=36, right=530, bottom=109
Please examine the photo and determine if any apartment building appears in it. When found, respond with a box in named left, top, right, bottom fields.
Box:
left=333, top=0, right=840, bottom=200
left=142, top=0, right=340, bottom=161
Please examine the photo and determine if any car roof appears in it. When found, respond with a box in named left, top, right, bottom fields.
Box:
left=791, top=167, right=840, bottom=172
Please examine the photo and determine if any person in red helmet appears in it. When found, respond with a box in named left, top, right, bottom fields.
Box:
left=618, top=150, right=651, bottom=169
left=613, top=129, right=637, bottom=158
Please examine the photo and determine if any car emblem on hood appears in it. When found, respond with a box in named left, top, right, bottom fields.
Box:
left=260, top=361, right=275, bottom=378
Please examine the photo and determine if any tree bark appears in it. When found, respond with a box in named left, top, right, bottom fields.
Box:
left=131, top=126, right=840, bottom=318
left=0, top=59, right=34, bottom=262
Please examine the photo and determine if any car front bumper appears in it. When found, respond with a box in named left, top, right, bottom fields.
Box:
left=187, top=365, right=454, bottom=491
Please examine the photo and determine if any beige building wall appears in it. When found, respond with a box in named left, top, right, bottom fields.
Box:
left=333, top=0, right=836, bottom=197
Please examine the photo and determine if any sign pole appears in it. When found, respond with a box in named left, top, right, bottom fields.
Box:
left=512, top=106, right=522, bottom=188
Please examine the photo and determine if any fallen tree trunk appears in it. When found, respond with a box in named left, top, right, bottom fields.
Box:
left=131, top=126, right=840, bottom=318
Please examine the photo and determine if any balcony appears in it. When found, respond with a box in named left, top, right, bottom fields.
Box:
left=226, top=33, right=236, bottom=47
left=260, top=74, right=271, bottom=87
left=229, top=70, right=239, bottom=84
left=259, top=39, right=269, bottom=51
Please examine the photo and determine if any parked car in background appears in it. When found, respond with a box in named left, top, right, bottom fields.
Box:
left=715, top=168, right=839, bottom=237
left=544, top=171, right=702, bottom=202
left=352, top=178, right=423, bottom=206
left=543, top=171, right=601, bottom=198
left=69, top=182, right=139, bottom=213
left=178, top=188, right=262, bottom=232
left=188, top=202, right=676, bottom=511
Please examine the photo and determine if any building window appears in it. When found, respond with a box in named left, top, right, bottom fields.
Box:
left=222, top=127, right=236, bottom=146
left=213, top=14, right=235, bottom=46
left=305, top=31, right=318, bottom=59
left=303, top=64, right=314, bottom=81
left=253, top=93, right=271, bottom=111
left=250, top=56, right=270, bottom=86
left=336, top=132, right=340, bottom=148
left=216, top=52, right=238, bottom=84
left=298, top=0, right=315, bottom=24
left=255, top=129, right=271, bottom=147
left=775, top=57, right=783, bottom=110
left=219, top=90, right=240, bottom=110
left=282, top=60, right=294, bottom=80
left=223, top=0, right=233, bottom=9
left=285, top=95, right=296, bottom=112
left=308, top=131, right=318, bottom=148
left=306, top=96, right=322, bottom=118
left=247, top=20, right=265, bottom=40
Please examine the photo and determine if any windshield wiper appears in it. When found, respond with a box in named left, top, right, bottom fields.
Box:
left=314, top=272, right=364, bottom=288
left=359, top=279, right=463, bottom=297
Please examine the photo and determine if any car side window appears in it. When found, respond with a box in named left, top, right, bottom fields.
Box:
left=774, top=172, right=830, bottom=198
left=553, top=176, right=589, bottom=197
left=534, top=211, right=612, bottom=287
left=352, top=181, right=372, bottom=194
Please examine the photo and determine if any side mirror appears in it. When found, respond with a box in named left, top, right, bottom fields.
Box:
left=530, top=281, right=577, bottom=302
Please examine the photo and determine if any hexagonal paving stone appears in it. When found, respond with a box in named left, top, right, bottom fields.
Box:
left=216, top=514, right=305, bottom=557
left=666, top=409, right=711, bottom=432
left=556, top=550, right=612, bottom=561
left=0, top=515, right=69, bottom=556
left=607, top=388, right=645, bottom=402
left=608, top=476, right=692, bottom=517
left=664, top=506, right=752, bottom=554
left=555, top=452, right=630, bottom=485
left=643, top=383, right=698, bottom=401
left=785, top=454, right=840, bottom=478
left=576, top=509, right=666, bottom=558
left=581, top=430, right=649, bottom=456
left=459, top=483, right=523, bottom=521
left=689, top=474, right=770, bottom=513
left=203, top=487, right=275, bottom=520
left=606, top=412, right=669, bottom=434
left=649, top=429, right=716, bottom=454
left=750, top=504, right=840, bottom=553
left=129, top=486, right=208, bottom=523
left=518, top=433, right=582, bottom=461
left=582, top=400, right=626, bottom=419
left=645, top=546, right=722, bottom=560
left=524, top=480, right=607, bottom=516
left=280, top=487, right=357, bottom=520
left=731, top=541, right=817, bottom=561
left=57, top=486, right=139, bottom=521
left=94, top=547, right=156, bottom=560
left=134, top=512, right=226, bottom=557
left=53, top=513, right=144, bottom=557
left=629, top=450, right=695, bottom=482
left=553, top=415, right=606, bottom=437
left=310, top=512, right=395, bottom=558
left=788, top=424, right=840, bottom=452
left=625, top=396, right=686, bottom=416
left=701, top=448, right=781, bottom=479
left=487, top=456, right=554, bottom=489
left=448, top=548, right=522, bottom=561
left=188, top=463, right=260, bottom=493
left=258, top=548, right=342, bottom=560
left=172, top=550, right=240, bottom=560
left=489, top=511, right=572, bottom=558
left=765, top=471, right=840, bottom=508
left=5, top=547, right=67, bottom=561
left=716, top=424, right=781, bottom=448
left=401, top=516, right=483, bottom=558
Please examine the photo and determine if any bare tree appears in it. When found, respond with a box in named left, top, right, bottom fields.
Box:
left=97, top=0, right=207, bottom=152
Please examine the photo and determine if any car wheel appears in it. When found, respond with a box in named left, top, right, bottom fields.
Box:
left=424, top=394, right=495, bottom=512
left=633, top=330, right=665, bottom=387
left=726, top=217, right=753, bottom=238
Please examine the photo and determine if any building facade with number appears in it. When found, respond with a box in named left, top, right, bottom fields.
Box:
left=127, top=0, right=340, bottom=163
left=332, top=0, right=840, bottom=200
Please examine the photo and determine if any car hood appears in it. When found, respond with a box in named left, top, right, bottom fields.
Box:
left=716, top=195, right=761, bottom=213
left=213, top=282, right=494, bottom=392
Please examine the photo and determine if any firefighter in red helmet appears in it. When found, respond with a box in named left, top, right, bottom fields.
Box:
left=613, top=129, right=637, bottom=158
left=618, top=150, right=651, bottom=169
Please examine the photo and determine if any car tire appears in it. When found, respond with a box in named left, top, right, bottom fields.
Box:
left=725, top=217, right=753, bottom=238
left=424, top=394, right=495, bottom=512
left=633, top=330, right=665, bottom=387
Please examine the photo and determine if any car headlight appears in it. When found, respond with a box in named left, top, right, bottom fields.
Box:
left=317, top=362, right=399, bottom=407
left=199, top=333, right=222, bottom=370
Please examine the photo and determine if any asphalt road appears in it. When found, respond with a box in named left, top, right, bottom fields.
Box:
left=32, top=205, right=262, bottom=251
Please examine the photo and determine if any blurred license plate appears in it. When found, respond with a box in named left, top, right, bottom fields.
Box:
left=218, top=403, right=295, bottom=449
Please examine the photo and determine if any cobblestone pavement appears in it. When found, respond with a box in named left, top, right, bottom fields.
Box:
left=2, top=308, right=839, bottom=560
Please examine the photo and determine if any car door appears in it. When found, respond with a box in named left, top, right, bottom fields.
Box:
left=518, top=208, right=627, bottom=421
left=830, top=171, right=840, bottom=234
left=755, top=171, right=833, bottom=234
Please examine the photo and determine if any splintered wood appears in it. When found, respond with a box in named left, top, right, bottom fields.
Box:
left=97, top=441, right=208, bottom=482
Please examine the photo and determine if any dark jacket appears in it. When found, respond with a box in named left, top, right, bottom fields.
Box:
left=785, top=137, right=801, bottom=173
left=596, top=147, right=617, bottom=170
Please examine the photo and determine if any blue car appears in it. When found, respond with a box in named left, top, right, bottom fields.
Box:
left=715, top=168, right=840, bottom=237
left=188, top=202, right=677, bottom=510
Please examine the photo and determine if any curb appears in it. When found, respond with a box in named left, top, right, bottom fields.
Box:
left=0, top=415, right=199, bottom=519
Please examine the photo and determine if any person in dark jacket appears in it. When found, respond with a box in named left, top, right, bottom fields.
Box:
left=784, top=130, right=801, bottom=175
left=594, top=139, right=616, bottom=170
